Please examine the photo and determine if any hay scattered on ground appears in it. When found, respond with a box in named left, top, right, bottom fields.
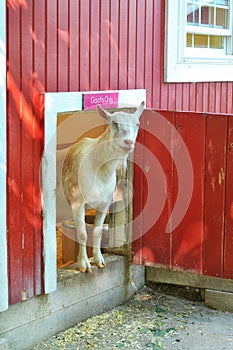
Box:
left=32, top=284, right=233, bottom=350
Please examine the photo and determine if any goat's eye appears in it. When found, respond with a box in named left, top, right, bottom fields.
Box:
left=112, top=121, right=118, bottom=128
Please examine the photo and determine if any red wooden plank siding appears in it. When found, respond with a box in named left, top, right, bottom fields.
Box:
left=79, top=0, right=90, bottom=91
left=21, top=0, right=35, bottom=299
left=144, top=0, right=153, bottom=106
left=90, top=0, right=100, bottom=91
left=69, top=0, right=80, bottom=91
left=152, top=0, right=162, bottom=108
left=134, top=111, right=174, bottom=266
left=58, top=0, right=69, bottom=92
left=132, top=117, right=145, bottom=264
left=128, top=0, right=137, bottom=89
left=203, top=115, right=227, bottom=277
left=46, top=0, right=58, bottom=91
left=7, top=3, right=22, bottom=305
left=136, top=0, right=145, bottom=89
left=171, top=113, right=205, bottom=273
left=118, top=0, right=128, bottom=90
left=224, top=117, right=233, bottom=279
left=109, top=0, right=119, bottom=89
left=33, top=0, right=46, bottom=296
left=100, top=0, right=110, bottom=90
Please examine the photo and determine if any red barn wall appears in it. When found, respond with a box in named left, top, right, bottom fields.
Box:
left=6, top=0, right=233, bottom=304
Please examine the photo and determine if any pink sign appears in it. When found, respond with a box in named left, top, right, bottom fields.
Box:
left=83, top=92, right=119, bottom=110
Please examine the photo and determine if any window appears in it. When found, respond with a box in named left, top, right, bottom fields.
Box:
left=165, top=0, right=233, bottom=82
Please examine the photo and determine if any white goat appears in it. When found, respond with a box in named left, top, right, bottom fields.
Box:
left=57, top=102, right=145, bottom=272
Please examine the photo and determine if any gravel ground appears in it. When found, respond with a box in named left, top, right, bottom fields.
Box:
left=32, top=284, right=233, bottom=350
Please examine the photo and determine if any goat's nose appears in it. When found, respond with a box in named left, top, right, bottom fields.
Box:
left=124, top=139, right=134, bottom=146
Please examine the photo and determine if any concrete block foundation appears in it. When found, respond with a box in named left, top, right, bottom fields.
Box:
left=0, top=255, right=145, bottom=350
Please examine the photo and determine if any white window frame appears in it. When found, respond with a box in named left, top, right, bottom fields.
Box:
left=165, top=0, right=233, bottom=82
left=0, top=0, right=8, bottom=312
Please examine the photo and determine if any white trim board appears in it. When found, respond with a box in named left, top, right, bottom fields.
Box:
left=0, top=0, right=8, bottom=312
left=42, top=89, right=146, bottom=294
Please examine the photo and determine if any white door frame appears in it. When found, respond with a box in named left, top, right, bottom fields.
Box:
left=42, top=89, right=146, bottom=293
left=0, top=0, right=8, bottom=312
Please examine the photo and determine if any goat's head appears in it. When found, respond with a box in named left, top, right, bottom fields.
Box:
left=96, top=101, right=145, bottom=153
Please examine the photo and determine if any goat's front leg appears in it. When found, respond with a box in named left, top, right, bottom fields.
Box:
left=71, top=203, right=92, bottom=273
left=92, top=208, right=108, bottom=268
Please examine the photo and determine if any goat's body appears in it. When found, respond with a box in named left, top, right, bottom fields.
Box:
left=56, top=103, right=144, bottom=272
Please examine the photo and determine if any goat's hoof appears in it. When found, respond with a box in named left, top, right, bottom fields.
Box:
left=78, top=266, right=92, bottom=273
left=90, top=261, right=106, bottom=268
left=97, top=262, right=106, bottom=268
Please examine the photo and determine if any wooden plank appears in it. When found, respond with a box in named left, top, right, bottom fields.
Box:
left=7, top=3, right=22, bottom=305
left=0, top=0, right=8, bottom=312
left=132, top=113, right=145, bottom=264
left=90, top=0, right=100, bottom=91
left=144, top=0, right=153, bottom=107
left=221, top=83, right=227, bottom=114
left=195, top=83, right=203, bottom=113
left=118, top=0, right=128, bottom=90
left=79, top=0, right=90, bottom=91
left=58, top=0, right=69, bottom=91
left=21, top=0, right=35, bottom=300
left=174, top=84, right=182, bottom=111
left=46, top=0, right=58, bottom=91
left=140, top=110, right=174, bottom=267
left=100, top=0, right=110, bottom=90
left=171, top=112, right=205, bottom=273
left=208, top=82, right=216, bottom=113
left=202, top=82, right=210, bottom=112
left=223, top=117, right=233, bottom=279
left=203, top=115, right=227, bottom=278
left=136, top=0, right=145, bottom=89
left=109, top=0, right=119, bottom=89
left=205, top=289, right=233, bottom=313
left=226, top=83, right=233, bottom=115
left=127, top=0, right=137, bottom=89
left=189, top=83, right=196, bottom=111
left=168, top=84, right=176, bottom=111
left=152, top=0, right=162, bottom=108
left=159, top=0, right=168, bottom=110
left=146, top=266, right=233, bottom=293
left=182, top=83, right=190, bottom=111
left=69, top=0, right=80, bottom=91
left=33, top=0, right=46, bottom=296
left=215, top=82, right=221, bottom=113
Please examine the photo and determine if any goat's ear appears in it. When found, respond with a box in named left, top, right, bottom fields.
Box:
left=96, top=105, right=112, bottom=121
left=134, top=101, right=145, bottom=118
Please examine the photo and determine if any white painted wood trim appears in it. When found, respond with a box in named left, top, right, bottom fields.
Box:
left=0, top=0, right=8, bottom=312
left=42, top=89, right=146, bottom=294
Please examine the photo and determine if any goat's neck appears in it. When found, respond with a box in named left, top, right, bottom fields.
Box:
left=94, top=128, right=127, bottom=177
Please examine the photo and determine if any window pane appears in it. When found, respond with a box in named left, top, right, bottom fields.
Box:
left=216, top=8, right=228, bottom=28
left=201, top=6, right=214, bottom=26
left=194, top=34, right=208, bottom=47
left=216, top=0, right=229, bottom=5
left=187, top=3, right=199, bottom=24
left=210, top=35, right=224, bottom=48
left=187, top=33, right=193, bottom=47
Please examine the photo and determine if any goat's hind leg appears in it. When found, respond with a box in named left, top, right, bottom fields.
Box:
left=92, top=209, right=108, bottom=268
left=72, top=203, right=92, bottom=273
